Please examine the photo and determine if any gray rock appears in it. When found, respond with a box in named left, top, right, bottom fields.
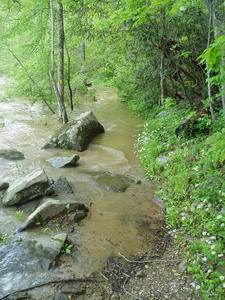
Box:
left=0, top=182, right=9, bottom=191
left=18, top=197, right=88, bottom=231
left=152, top=195, right=166, bottom=211
left=43, top=111, right=104, bottom=151
left=52, top=176, right=73, bottom=194
left=68, top=210, right=88, bottom=224
left=0, top=149, right=25, bottom=160
left=47, top=154, right=80, bottom=168
left=61, top=282, right=86, bottom=295
left=179, top=259, right=187, bottom=273
left=0, top=232, right=67, bottom=298
left=87, top=171, right=134, bottom=192
left=2, top=167, right=50, bottom=206
left=18, top=198, right=42, bottom=214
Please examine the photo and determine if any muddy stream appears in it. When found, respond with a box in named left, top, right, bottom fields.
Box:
left=0, top=77, right=164, bottom=298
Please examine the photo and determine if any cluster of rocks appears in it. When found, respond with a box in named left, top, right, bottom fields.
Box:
left=0, top=111, right=104, bottom=233
left=1, top=167, right=88, bottom=232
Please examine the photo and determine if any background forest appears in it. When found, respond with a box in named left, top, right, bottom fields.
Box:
left=0, top=0, right=225, bottom=299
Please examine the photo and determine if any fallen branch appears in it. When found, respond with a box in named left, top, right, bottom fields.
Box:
left=6, top=45, right=55, bottom=114
left=118, top=252, right=180, bottom=264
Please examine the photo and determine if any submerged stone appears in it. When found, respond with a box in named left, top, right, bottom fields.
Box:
left=0, top=149, right=25, bottom=160
left=2, top=167, right=50, bottom=206
left=47, top=154, right=80, bottom=168
left=43, top=111, right=104, bottom=151
left=87, top=171, right=134, bottom=192
left=18, top=197, right=88, bottom=231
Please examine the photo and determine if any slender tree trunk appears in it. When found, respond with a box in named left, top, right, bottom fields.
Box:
left=81, top=41, right=86, bottom=65
left=159, top=8, right=165, bottom=106
left=221, top=55, right=225, bottom=118
left=56, top=0, right=68, bottom=124
left=49, top=0, right=68, bottom=124
left=207, top=0, right=216, bottom=122
left=65, top=38, right=73, bottom=111
left=212, top=0, right=225, bottom=119
left=178, top=71, right=192, bottom=106
left=160, top=49, right=164, bottom=106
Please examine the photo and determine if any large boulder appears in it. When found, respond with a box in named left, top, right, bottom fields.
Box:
left=43, top=111, right=104, bottom=151
left=0, top=149, right=25, bottom=160
left=47, top=154, right=80, bottom=168
left=17, top=197, right=88, bottom=231
left=2, top=167, right=51, bottom=206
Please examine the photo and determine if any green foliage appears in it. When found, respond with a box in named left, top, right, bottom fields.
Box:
left=72, top=74, right=87, bottom=94
left=138, top=107, right=225, bottom=299
left=14, top=210, right=23, bottom=220
left=0, top=233, right=8, bottom=245
left=61, top=241, right=73, bottom=255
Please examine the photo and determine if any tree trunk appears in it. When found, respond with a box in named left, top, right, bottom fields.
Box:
left=81, top=41, right=86, bottom=65
left=159, top=8, right=166, bottom=106
left=49, top=0, right=68, bottom=124
left=65, top=38, right=73, bottom=111
left=212, top=0, right=225, bottom=119
left=160, top=49, right=164, bottom=106
left=56, top=0, right=68, bottom=124
left=207, top=0, right=216, bottom=123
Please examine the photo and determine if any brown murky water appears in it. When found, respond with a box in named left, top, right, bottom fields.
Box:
left=0, top=77, right=163, bottom=278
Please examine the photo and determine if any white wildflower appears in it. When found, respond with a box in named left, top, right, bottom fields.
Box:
left=196, top=285, right=200, bottom=290
left=218, top=254, right=223, bottom=258
left=202, top=257, right=207, bottom=262
left=220, top=276, right=224, bottom=281
left=212, top=251, right=216, bottom=255
left=217, top=215, right=222, bottom=220
left=211, top=245, right=215, bottom=250
left=202, top=231, right=207, bottom=236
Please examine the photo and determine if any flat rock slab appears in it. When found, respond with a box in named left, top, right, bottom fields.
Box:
left=47, top=154, right=80, bottom=168
left=2, top=167, right=50, bottom=206
left=87, top=171, right=134, bottom=192
left=52, top=176, right=73, bottom=194
left=43, top=111, right=104, bottom=151
left=0, top=149, right=25, bottom=160
left=18, top=197, right=88, bottom=231
left=0, top=232, right=67, bottom=298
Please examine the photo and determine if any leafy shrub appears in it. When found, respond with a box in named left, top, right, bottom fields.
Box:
left=138, top=108, right=225, bottom=299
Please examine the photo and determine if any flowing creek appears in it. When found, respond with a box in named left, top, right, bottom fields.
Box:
left=0, top=77, right=164, bottom=298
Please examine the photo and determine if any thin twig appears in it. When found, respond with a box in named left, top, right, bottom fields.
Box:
left=118, top=252, right=180, bottom=264
left=100, top=272, right=109, bottom=281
